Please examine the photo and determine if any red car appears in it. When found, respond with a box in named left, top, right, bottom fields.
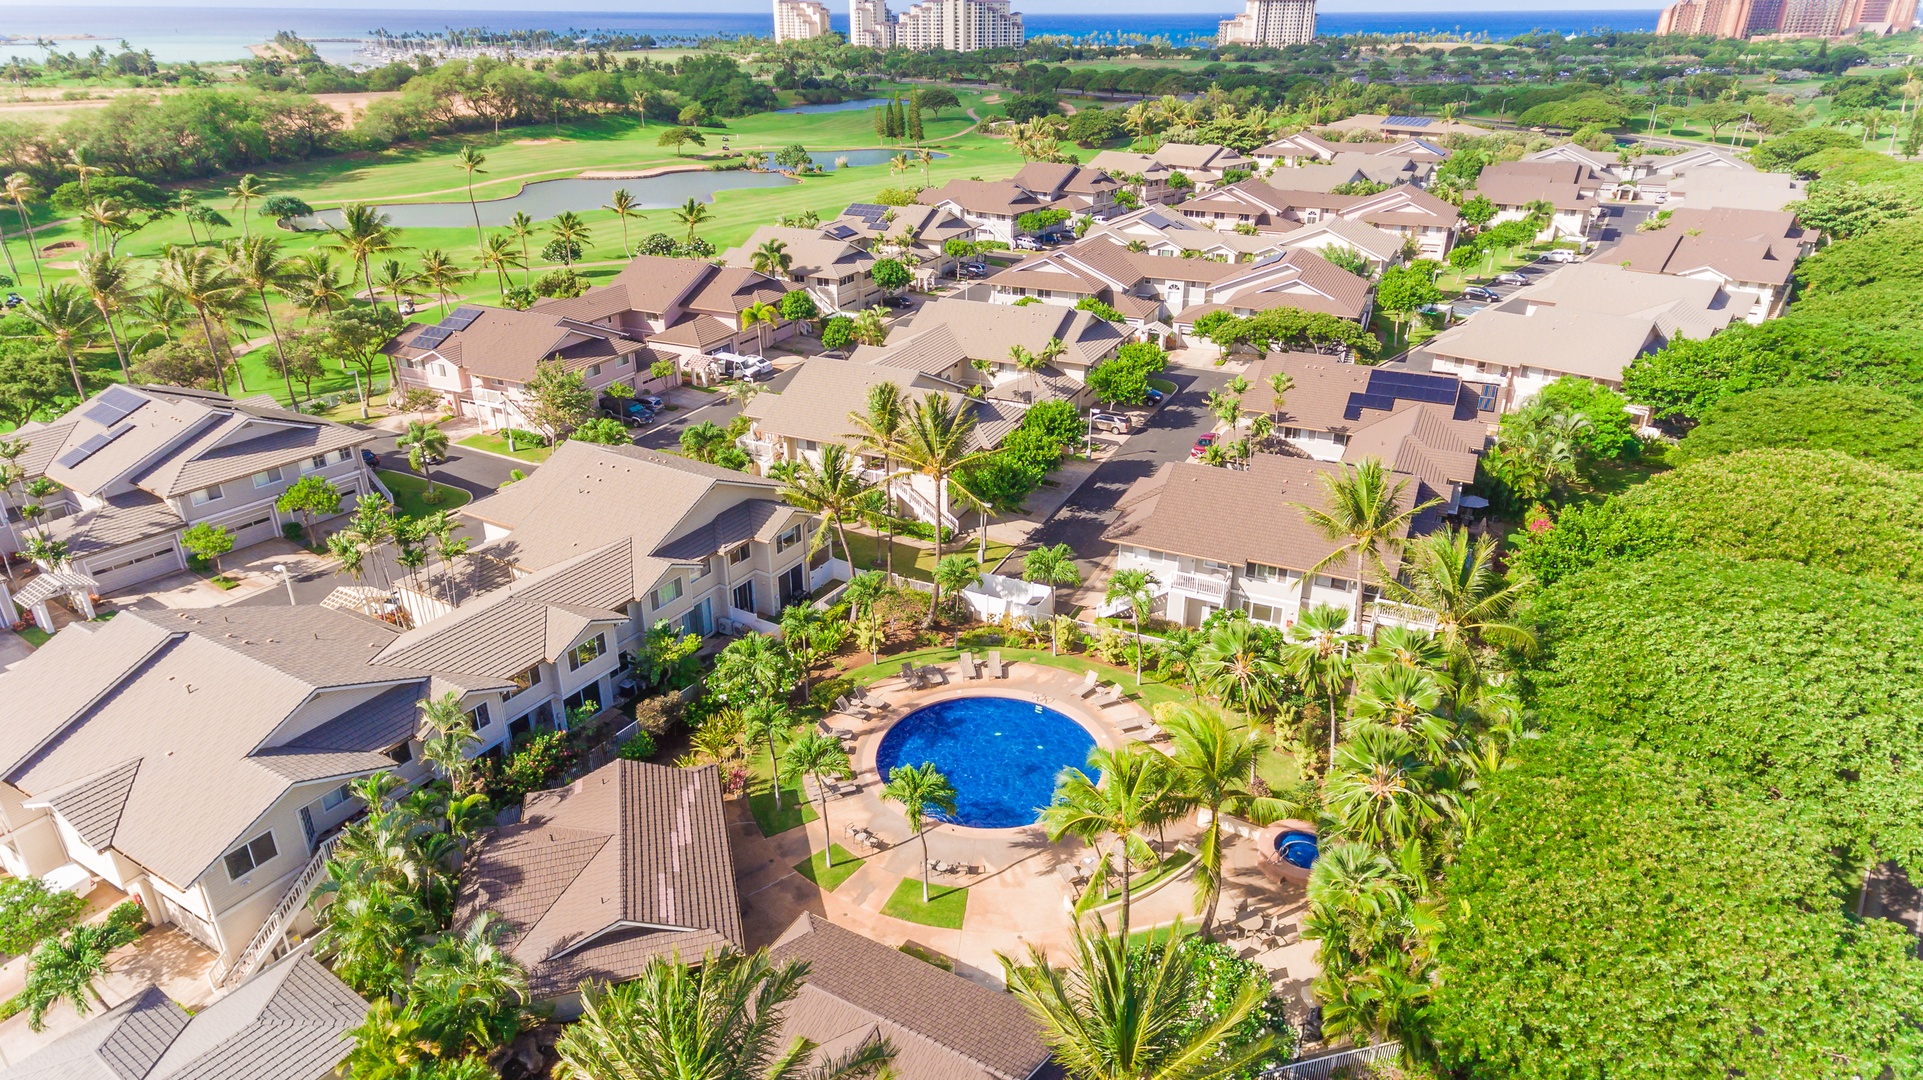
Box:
left=1189, top=432, right=1218, bottom=460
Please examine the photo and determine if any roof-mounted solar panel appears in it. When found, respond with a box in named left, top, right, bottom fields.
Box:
left=409, top=326, right=453, bottom=350
left=1384, top=115, right=1432, bottom=127
left=439, top=306, right=484, bottom=331
left=51, top=421, right=132, bottom=469
left=78, top=384, right=147, bottom=427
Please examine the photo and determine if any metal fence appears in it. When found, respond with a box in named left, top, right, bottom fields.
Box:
left=1261, top=1043, right=1402, bottom=1080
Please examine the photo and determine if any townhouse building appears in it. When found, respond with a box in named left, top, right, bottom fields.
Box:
left=722, top=224, right=881, bottom=314
left=1470, top=160, right=1605, bottom=243
left=1088, top=143, right=1253, bottom=204
left=1177, top=182, right=1460, bottom=258
left=1609, top=206, right=1810, bottom=323
left=916, top=163, right=1120, bottom=244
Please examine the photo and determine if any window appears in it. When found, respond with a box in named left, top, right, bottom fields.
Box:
left=651, top=577, right=684, bottom=611
left=691, top=556, right=712, bottom=581
left=776, top=525, right=803, bottom=553
left=252, top=468, right=283, bottom=488
left=586, top=363, right=603, bottom=378
left=509, top=665, right=540, bottom=693
left=467, top=702, right=490, bottom=729
left=1243, top=600, right=1286, bottom=626
left=386, top=741, right=413, bottom=764
left=733, top=581, right=755, bottom=612
left=728, top=544, right=752, bottom=565
left=1245, top=562, right=1288, bottom=583
left=569, top=633, right=607, bottom=671
left=189, top=486, right=219, bottom=507
left=320, top=785, right=351, bottom=811
left=336, top=449, right=353, bottom=464
left=223, top=831, right=278, bottom=880
left=309, top=455, right=329, bottom=472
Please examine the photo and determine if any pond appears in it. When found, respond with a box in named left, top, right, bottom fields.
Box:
left=289, top=170, right=798, bottom=232
left=777, top=98, right=894, bottom=114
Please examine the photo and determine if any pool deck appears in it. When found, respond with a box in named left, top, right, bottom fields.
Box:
left=727, top=657, right=1321, bottom=1012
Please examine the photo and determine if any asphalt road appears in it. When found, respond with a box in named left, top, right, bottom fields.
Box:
left=1028, top=367, right=1232, bottom=583
left=1588, top=203, right=1660, bottom=260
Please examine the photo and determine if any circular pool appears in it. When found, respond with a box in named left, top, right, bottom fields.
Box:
left=1276, top=830, right=1319, bottom=870
left=874, top=696, right=1096, bottom=829
left=1256, top=820, right=1321, bottom=886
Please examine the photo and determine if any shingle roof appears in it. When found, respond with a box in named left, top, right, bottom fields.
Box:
left=143, top=952, right=366, bottom=1080
left=1426, top=308, right=1662, bottom=382
left=1508, top=262, right=1737, bottom=340
left=918, top=180, right=1048, bottom=217
left=0, top=985, right=189, bottom=1080
left=455, top=760, right=743, bottom=999
left=1609, top=229, right=1795, bottom=287
left=1674, top=169, right=1806, bottom=212
left=723, top=225, right=875, bottom=281
left=770, top=914, right=1053, bottom=1080
left=888, top=298, right=1123, bottom=368
left=24, top=759, right=141, bottom=850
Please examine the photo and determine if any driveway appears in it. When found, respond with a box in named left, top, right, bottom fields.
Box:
left=631, top=369, right=802, bottom=453
left=363, top=430, right=520, bottom=499
left=1589, top=203, right=1659, bottom=259
left=1027, top=367, right=1231, bottom=588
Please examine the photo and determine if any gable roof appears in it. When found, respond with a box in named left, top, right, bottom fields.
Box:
left=383, top=306, right=651, bottom=385
left=454, top=760, right=743, bottom=999
left=1507, top=262, right=1738, bottom=340
left=1179, top=249, right=1372, bottom=324
left=1609, top=228, right=1796, bottom=287
left=1278, top=216, right=1406, bottom=262
left=770, top=914, right=1053, bottom=1080
left=0, top=985, right=189, bottom=1080
left=888, top=298, right=1123, bottom=368
left=723, top=225, right=875, bottom=281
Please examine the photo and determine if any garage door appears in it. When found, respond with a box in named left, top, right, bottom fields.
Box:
left=223, top=508, right=279, bottom=551
left=158, top=894, right=222, bottom=954
left=86, top=543, right=185, bottom=593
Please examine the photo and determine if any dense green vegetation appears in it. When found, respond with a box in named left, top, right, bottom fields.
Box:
left=1673, top=384, right=1923, bottom=470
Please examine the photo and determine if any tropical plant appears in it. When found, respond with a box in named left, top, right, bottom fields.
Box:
left=1041, top=743, right=1177, bottom=940
left=286, top=252, right=349, bottom=321
left=416, top=249, right=471, bottom=316
left=1192, top=619, right=1283, bottom=717
left=328, top=203, right=402, bottom=312
left=5, top=172, right=46, bottom=293
left=478, top=234, right=524, bottom=301
left=1280, top=605, right=1359, bottom=767
left=784, top=731, right=854, bottom=869
left=1295, top=459, right=1439, bottom=634
left=881, top=761, right=958, bottom=902
left=1382, top=526, right=1536, bottom=666
left=673, top=197, right=711, bottom=242
left=1161, top=704, right=1287, bottom=938
left=1323, top=727, right=1438, bottom=850
left=226, top=235, right=301, bottom=402
left=75, top=251, right=134, bottom=384
left=932, top=554, right=981, bottom=615
left=19, top=283, right=100, bottom=399
left=890, top=394, right=992, bottom=622
left=413, top=913, right=530, bottom=1056
left=1102, top=567, right=1160, bottom=683
left=1022, top=542, right=1081, bottom=629
left=739, top=299, right=781, bottom=353
left=548, top=211, right=591, bottom=268
left=751, top=238, right=793, bottom=279
left=226, top=172, right=266, bottom=241
left=777, top=443, right=870, bottom=572
left=846, top=381, right=906, bottom=577
left=399, top=420, right=451, bottom=495
left=23, top=925, right=116, bottom=1031
left=506, top=211, right=537, bottom=283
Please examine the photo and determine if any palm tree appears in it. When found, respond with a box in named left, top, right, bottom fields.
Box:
left=555, top=949, right=896, bottom=1080
left=777, top=443, right=870, bottom=572
left=375, top=258, right=418, bottom=314
left=548, top=210, right=591, bottom=269
left=76, top=251, right=133, bottom=383
left=1349, top=665, right=1451, bottom=762
left=1102, top=567, right=1160, bottom=684
left=1295, top=458, right=1439, bottom=636
left=851, top=307, right=887, bottom=347
left=881, top=761, right=958, bottom=902
left=1161, top=705, right=1287, bottom=939
left=226, top=236, right=300, bottom=404
left=227, top=173, right=266, bottom=241
left=1267, top=371, right=1293, bottom=414
left=418, top=691, right=481, bottom=794
left=1002, top=918, right=1276, bottom=1080
left=1382, top=525, right=1536, bottom=664
left=507, top=211, right=537, bottom=284
left=416, top=249, right=471, bottom=316
left=1041, top=744, right=1177, bottom=941
left=739, top=299, right=781, bottom=353
left=932, top=554, right=980, bottom=616
left=751, top=237, right=793, bottom=279
left=891, top=394, right=992, bottom=622
left=478, top=234, right=524, bottom=300
left=399, top=420, right=450, bottom=495
left=846, top=380, right=905, bottom=578
left=329, top=203, right=401, bottom=311
left=286, top=252, right=348, bottom=321
left=1281, top=604, right=1359, bottom=767
left=784, top=731, right=854, bottom=869
left=604, top=187, right=640, bottom=256
left=23, top=925, right=115, bottom=1031
left=1323, top=726, right=1437, bottom=849
left=673, top=197, right=711, bottom=242
left=4, top=172, right=46, bottom=294
left=1022, top=542, right=1081, bottom=630
left=1192, top=618, right=1283, bottom=715
left=414, top=912, right=530, bottom=1056
left=20, top=285, right=99, bottom=398
left=79, top=198, right=133, bottom=255
left=311, top=876, right=429, bottom=999
left=454, top=146, right=488, bottom=248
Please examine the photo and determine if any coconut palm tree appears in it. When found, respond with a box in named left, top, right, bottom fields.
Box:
left=555, top=948, right=896, bottom=1080
left=1295, top=458, right=1439, bottom=636
left=672, top=197, right=711, bottom=242
left=881, top=761, right=958, bottom=903
left=751, top=238, right=792, bottom=279
left=777, top=443, right=870, bottom=572
left=286, top=252, right=348, bottom=322
left=226, top=173, right=266, bottom=241
left=226, top=236, right=300, bottom=404
left=4, top=172, right=46, bottom=294
left=506, top=211, right=537, bottom=283
left=75, top=251, right=133, bottom=383
left=1323, top=726, right=1437, bottom=849
left=1102, top=567, right=1160, bottom=684
left=1267, top=370, right=1293, bottom=414
left=1161, top=704, right=1287, bottom=939
left=329, top=203, right=401, bottom=311
left=478, top=234, right=524, bottom=301
left=549, top=210, right=591, bottom=269
left=454, top=146, right=487, bottom=248
left=846, top=380, right=905, bottom=577
left=20, top=285, right=100, bottom=398
left=890, top=394, right=992, bottom=623
left=1022, top=542, right=1081, bottom=629
left=784, top=731, right=854, bottom=869
left=23, top=925, right=116, bottom=1031
left=374, top=258, right=418, bottom=314
left=79, top=198, right=133, bottom=255
left=604, top=188, right=640, bottom=256
left=1002, top=918, right=1276, bottom=1080
left=416, top=249, right=471, bottom=316
left=1381, top=525, right=1536, bottom=665
left=1041, top=744, right=1178, bottom=940
left=399, top=420, right=450, bottom=496
left=739, top=299, right=781, bottom=353
left=1281, top=604, right=1359, bottom=767
left=1192, top=618, right=1284, bottom=716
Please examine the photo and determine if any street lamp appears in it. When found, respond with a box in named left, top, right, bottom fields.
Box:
left=272, top=563, right=295, bottom=606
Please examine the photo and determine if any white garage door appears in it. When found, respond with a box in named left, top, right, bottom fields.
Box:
left=223, top=508, right=280, bottom=551
left=86, top=543, right=185, bottom=593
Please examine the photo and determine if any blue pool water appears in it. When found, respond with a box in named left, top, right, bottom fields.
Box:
left=1277, top=830, right=1320, bottom=871
left=874, top=696, right=1095, bottom=830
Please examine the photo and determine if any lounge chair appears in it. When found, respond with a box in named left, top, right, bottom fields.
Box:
left=852, top=685, right=889, bottom=709
left=818, top=716, right=856, bottom=740
left=1092, top=684, right=1124, bottom=708
left=918, top=664, right=947, bottom=686
left=959, top=651, right=980, bottom=680
left=900, top=661, right=928, bottom=690
left=833, top=695, right=874, bottom=719
left=986, top=650, right=1004, bottom=679
left=1075, top=670, right=1100, bottom=698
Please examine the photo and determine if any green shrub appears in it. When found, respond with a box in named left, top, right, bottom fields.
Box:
left=617, top=730, right=658, bottom=760
left=100, top=901, right=149, bottom=949
left=0, top=878, right=87, bottom=957
left=1673, top=385, right=1923, bottom=471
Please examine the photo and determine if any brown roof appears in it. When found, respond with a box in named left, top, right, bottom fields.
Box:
left=1102, top=455, right=1418, bottom=580
left=890, top=299, right=1123, bottom=368
left=455, top=760, right=743, bottom=999
left=724, top=225, right=874, bottom=281
left=918, top=180, right=1048, bottom=217
left=1609, top=230, right=1795, bottom=287
left=769, top=914, right=1053, bottom=1080
left=1180, top=249, right=1372, bottom=324
left=386, top=306, right=650, bottom=385
left=746, top=358, right=942, bottom=446
left=1342, top=186, right=1461, bottom=230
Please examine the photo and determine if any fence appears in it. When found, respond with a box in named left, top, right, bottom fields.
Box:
left=1261, top=1043, right=1402, bottom=1080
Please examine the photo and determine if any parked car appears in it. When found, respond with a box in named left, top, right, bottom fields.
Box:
left=1089, top=410, right=1131, bottom=435
left=880, top=295, right=913, bottom=310
left=1189, top=432, right=1218, bottom=460
left=636, top=395, right=665, bottom=411
left=1461, top=285, right=1502, bottom=303
left=1542, top=248, right=1579, bottom=263
left=960, top=262, right=989, bottom=278
left=361, top=449, right=380, bottom=469
left=1144, top=387, right=1166, bottom=406
left=2, top=293, right=22, bottom=309
left=734, top=358, right=776, bottom=382
left=1014, top=236, right=1042, bottom=251
left=1495, top=272, right=1529, bottom=286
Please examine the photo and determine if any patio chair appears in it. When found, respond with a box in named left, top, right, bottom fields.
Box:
left=959, top=651, right=980, bottom=680
left=919, top=665, right=947, bottom=686
left=831, top=779, right=863, bottom=797
left=986, top=650, right=1004, bottom=679
left=852, top=685, right=892, bottom=711
left=900, top=661, right=928, bottom=689
left=1075, top=670, right=1100, bottom=698
left=1092, top=684, right=1124, bottom=708
left=817, top=716, right=856, bottom=741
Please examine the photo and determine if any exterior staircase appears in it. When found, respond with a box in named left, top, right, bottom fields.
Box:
left=211, top=831, right=342, bottom=989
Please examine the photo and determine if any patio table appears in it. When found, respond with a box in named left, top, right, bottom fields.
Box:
left=1237, top=914, right=1266, bottom=934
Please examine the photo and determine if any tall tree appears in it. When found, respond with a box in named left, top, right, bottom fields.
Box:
left=226, top=236, right=300, bottom=404
left=226, top=173, right=265, bottom=242
left=506, top=211, right=537, bottom=284
left=478, top=234, right=524, bottom=301
left=1381, top=525, right=1536, bottom=665
left=1192, top=617, right=1283, bottom=715
left=1281, top=604, right=1359, bottom=767
left=777, top=443, right=870, bottom=573
left=4, top=172, right=46, bottom=294
left=19, top=284, right=99, bottom=398
left=1102, top=567, right=1160, bottom=684
left=416, top=249, right=471, bottom=316
left=881, top=761, right=959, bottom=903
left=286, top=252, right=349, bottom=322
left=673, top=197, right=711, bottom=242
left=1040, top=743, right=1177, bottom=941
left=890, top=393, right=991, bottom=622
left=1162, top=704, right=1286, bottom=938
left=604, top=188, right=640, bottom=256
left=739, top=299, right=781, bottom=353
left=75, top=251, right=133, bottom=384
left=548, top=211, right=590, bottom=268
left=398, top=419, right=450, bottom=496
left=784, top=731, right=854, bottom=869
left=846, top=380, right=906, bottom=578
left=1022, top=542, right=1081, bottom=629
left=454, top=146, right=487, bottom=249
left=1294, top=458, right=1438, bottom=635
left=328, top=203, right=401, bottom=312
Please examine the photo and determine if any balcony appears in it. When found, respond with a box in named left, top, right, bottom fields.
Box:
left=1172, top=570, right=1230, bottom=604
left=738, top=437, right=778, bottom=465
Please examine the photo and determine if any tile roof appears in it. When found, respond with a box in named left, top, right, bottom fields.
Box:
left=44, top=491, right=182, bottom=559
left=1151, top=142, right=1250, bottom=172
left=650, top=313, right=742, bottom=350
left=1426, top=308, right=1663, bottom=383
left=1181, top=249, right=1372, bottom=323
left=917, top=179, right=1047, bottom=217
left=24, top=759, right=141, bottom=850
left=1609, top=229, right=1795, bottom=287
left=746, top=358, right=942, bottom=447
left=1508, top=262, right=1738, bottom=340
left=723, top=225, right=875, bottom=281
left=1342, top=186, right=1461, bottom=230
left=455, top=760, right=743, bottom=999
left=384, top=307, right=651, bottom=385
left=770, top=914, right=1053, bottom=1080
left=1279, top=216, right=1406, bottom=262
left=0, top=985, right=189, bottom=1080
left=142, top=952, right=366, bottom=1080
left=889, top=298, right=1123, bottom=368
left=1675, top=169, right=1806, bottom=212
left=1103, top=455, right=1419, bottom=580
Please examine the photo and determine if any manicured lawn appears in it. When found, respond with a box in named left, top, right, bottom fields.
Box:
left=1093, top=850, right=1193, bottom=905
left=839, top=646, right=1188, bottom=708
left=841, top=529, right=1019, bottom=582
left=457, top=432, right=553, bottom=464
left=748, top=784, right=817, bottom=837
left=794, top=845, right=864, bottom=892
left=13, top=626, right=50, bottom=648
left=881, top=877, right=969, bottom=929
left=1125, top=921, right=1199, bottom=951
left=375, top=470, right=475, bottom=519
left=1148, top=377, right=1179, bottom=396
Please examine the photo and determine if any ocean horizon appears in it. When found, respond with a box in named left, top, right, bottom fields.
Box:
left=0, top=6, right=1662, bottom=65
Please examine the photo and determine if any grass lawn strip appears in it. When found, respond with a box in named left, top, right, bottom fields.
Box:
left=748, top=784, right=816, bottom=837
left=881, top=877, right=969, bottom=929
left=839, top=646, right=1186, bottom=707
left=457, top=432, right=553, bottom=464
left=376, top=469, right=475, bottom=518
left=839, top=530, right=1017, bottom=584
left=1093, top=850, right=1194, bottom=905
left=794, top=844, right=865, bottom=892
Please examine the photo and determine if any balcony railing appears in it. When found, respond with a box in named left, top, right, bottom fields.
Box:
left=1172, top=570, right=1230, bottom=604
left=212, top=829, right=343, bottom=988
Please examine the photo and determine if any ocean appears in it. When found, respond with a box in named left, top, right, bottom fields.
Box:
left=0, top=6, right=1662, bottom=65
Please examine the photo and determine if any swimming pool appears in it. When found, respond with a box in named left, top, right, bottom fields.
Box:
left=1276, top=830, right=1319, bottom=871
left=873, top=696, right=1096, bottom=830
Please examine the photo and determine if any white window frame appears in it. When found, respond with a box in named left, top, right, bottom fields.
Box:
left=568, top=633, right=607, bottom=672
left=223, top=830, right=278, bottom=880
left=251, top=468, right=282, bottom=489
left=189, top=486, right=219, bottom=507
left=651, top=577, right=684, bottom=611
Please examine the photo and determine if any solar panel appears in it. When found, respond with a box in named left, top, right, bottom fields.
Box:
left=825, top=224, right=857, bottom=240
left=844, top=203, right=888, bottom=223
left=439, top=305, right=484, bottom=331
left=51, top=421, right=132, bottom=469
left=78, top=384, right=147, bottom=427
left=1367, top=369, right=1459, bottom=406
left=1383, top=115, right=1432, bottom=127
left=409, top=327, right=453, bottom=350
